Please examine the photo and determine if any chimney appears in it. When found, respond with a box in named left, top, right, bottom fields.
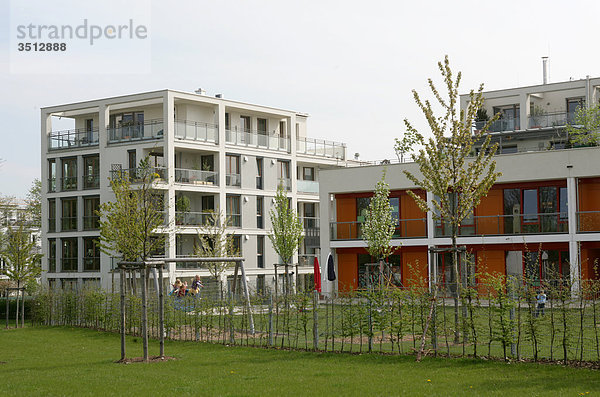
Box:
left=195, top=88, right=206, bottom=95
left=542, top=57, right=548, bottom=84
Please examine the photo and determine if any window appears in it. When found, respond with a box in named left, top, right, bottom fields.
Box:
left=61, top=198, right=77, bottom=231
left=83, top=155, right=99, bottom=189
left=356, top=197, right=370, bottom=223
left=303, top=203, right=316, bottom=228
left=128, top=149, right=136, bottom=175
left=61, top=158, right=77, bottom=191
left=48, top=239, right=56, bottom=272
left=48, top=159, right=56, bottom=192
left=226, top=195, right=241, bottom=227
left=257, top=118, right=267, bottom=134
left=83, top=237, right=100, bottom=271
left=48, top=199, right=56, bottom=233
left=225, top=113, right=230, bottom=130
left=559, top=187, right=568, bottom=221
left=257, top=196, right=264, bottom=229
left=61, top=238, right=78, bottom=272
left=567, top=98, right=585, bottom=122
left=256, top=275, right=265, bottom=295
left=504, top=185, right=567, bottom=234
left=257, top=236, right=265, bottom=269
left=522, top=189, right=538, bottom=222
left=83, top=196, right=100, bottom=230
left=279, top=121, right=287, bottom=149
left=240, top=116, right=251, bottom=132
left=256, top=158, right=263, bottom=189
left=277, top=160, right=290, bottom=190
left=226, top=154, right=240, bottom=187
left=303, top=167, right=314, bottom=181
left=231, top=235, right=242, bottom=255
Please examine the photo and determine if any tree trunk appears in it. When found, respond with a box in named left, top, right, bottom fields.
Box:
left=416, top=285, right=438, bottom=362
left=15, top=281, right=20, bottom=328
left=284, top=264, right=289, bottom=297
left=452, top=232, right=460, bottom=344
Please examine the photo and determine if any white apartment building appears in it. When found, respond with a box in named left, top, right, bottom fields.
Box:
left=40, top=90, right=348, bottom=292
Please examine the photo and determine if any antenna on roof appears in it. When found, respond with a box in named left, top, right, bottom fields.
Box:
left=542, top=57, right=549, bottom=84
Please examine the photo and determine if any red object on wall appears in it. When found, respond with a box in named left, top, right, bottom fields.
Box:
left=313, top=257, right=322, bottom=292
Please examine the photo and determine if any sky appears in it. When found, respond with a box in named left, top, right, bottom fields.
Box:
left=1, top=0, right=600, bottom=197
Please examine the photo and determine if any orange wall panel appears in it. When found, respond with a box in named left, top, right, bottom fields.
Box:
left=402, top=250, right=428, bottom=288
left=579, top=179, right=600, bottom=232
left=400, top=193, right=427, bottom=237
left=337, top=252, right=358, bottom=291
left=477, top=250, right=505, bottom=276
left=476, top=189, right=504, bottom=235
left=336, top=197, right=357, bottom=239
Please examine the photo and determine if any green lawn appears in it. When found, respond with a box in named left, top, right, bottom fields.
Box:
left=1, top=327, right=599, bottom=396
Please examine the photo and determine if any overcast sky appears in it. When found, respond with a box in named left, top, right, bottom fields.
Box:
left=1, top=0, right=599, bottom=197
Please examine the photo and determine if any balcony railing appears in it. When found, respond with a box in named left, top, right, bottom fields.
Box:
left=226, top=129, right=290, bottom=152
left=176, top=211, right=216, bottom=226
left=108, top=119, right=164, bottom=143
left=331, top=219, right=427, bottom=240
left=297, top=180, right=319, bottom=194
left=110, top=167, right=167, bottom=183
left=226, top=173, right=241, bottom=187
left=83, top=257, right=100, bottom=271
left=174, top=168, right=218, bottom=186
left=48, top=177, right=56, bottom=192
left=298, top=254, right=317, bottom=267
left=277, top=178, right=291, bottom=191
left=475, top=117, right=520, bottom=133
left=296, top=137, right=346, bottom=160
left=61, top=176, right=77, bottom=191
left=61, top=258, right=78, bottom=272
left=48, top=128, right=99, bottom=150
left=301, top=216, right=320, bottom=229
left=83, top=215, right=99, bottom=230
left=434, top=212, right=569, bottom=237
left=174, top=120, right=218, bottom=144
left=577, top=211, right=600, bottom=232
left=528, top=111, right=575, bottom=129
left=61, top=217, right=77, bottom=231
left=83, top=174, right=100, bottom=189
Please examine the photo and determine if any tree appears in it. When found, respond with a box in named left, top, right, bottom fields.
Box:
left=394, top=130, right=423, bottom=163
left=194, top=210, right=239, bottom=297
left=0, top=222, right=42, bottom=327
left=362, top=170, right=396, bottom=288
left=26, top=179, right=42, bottom=227
left=269, top=183, right=304, bottom=295
left=403, top=56, right=501, bottom=343
left=565, top=104, right=600, bottom=146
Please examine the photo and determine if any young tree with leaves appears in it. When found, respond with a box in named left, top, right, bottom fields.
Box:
left=194, top=210, right=238, bottom=297
left=565, top=104, right=600, bottom=146
left=26, top=179, right=42, bottom=227
left=403, top=56, right=501, bottom=343
left=394, top=131, right=424, bottom=163
left=269, top=183, right=304, bottom=296
left=0, top=222, right=42, bottom=327
left=362, top=170, right=396, bottom=288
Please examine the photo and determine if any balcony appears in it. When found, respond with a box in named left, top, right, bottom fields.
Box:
left=110, top=167, right=167, bottom=183
left=528, top=111, right=574, bottom=129
left=434, top=212, right=569, bottom=237
left=174, top=168, right=218, bottom=186
left=175, top=120, right=218, bottom=144
left=83, top=215, right=99, bottom=230
left=175, top=211, right=216, bottom=226
left=107, top=119, right=163, bottom=143
left=226, top=173, right=241, bottom=187
left=83, top=174, right=100, bottom=189
left=61, top=176, right=77, bottom=191
left=301, top=217, right=320, bottom=248
left=296, top=137, right=346, bottom=160
left=48, top=128, right=99, bottom=150
left=330, top=219, right=427, bottom=240
left=277, top=178, right=291, bottom=191
left=577, top=211, right=600, bottom=232
left=226, top=129, right=290, bottom=152
left=61, top=217, right=77, bottom=231
left=297, top=180, right=319, bottom=194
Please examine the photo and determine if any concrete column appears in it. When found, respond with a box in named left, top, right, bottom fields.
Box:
left=217, top=103, right=226, bottom=225
left=40, top=112, right=51, bottom=283
left=519, top=93, right=530, bottom=130
left=163, top=92, right=177, bottom=279
left=289, top=114, right=298, bottom=267
left=98, top=103, right=111, bottom=284
left=567, top=176, right=580, bottom=291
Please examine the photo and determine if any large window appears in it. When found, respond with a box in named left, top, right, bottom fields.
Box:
left=48, top=159, right=56, bottom=192
left=61, top=198, right=77, bottom=231
left=61, top=158, right=77, bottom=191
left=48, top=239, right=56, bottom=272
left=525, top=250, right=570, bottom=286
left=504, top=185, right=568, bottom=234
left=48, top=199, right=56, bottom=233
left=226, top=195, right=241, bottom=227
left=256, top=196, right=264, bottom=229
left=83, top=196, right=100, bottom=230
left=277, top=160, right=290, bottom=190
left=226, top=154, right=240, bottom=187
left=256, top=157, right=263, bottom=189
left=257, top=235, right=264, bottom=269
left=83, top=155, right=99, bottom=189
left=61, top=238, right=78, bottom=272
left=83, top=237, right=100, bottom=271
left=303, top=167, right=314, bottom=181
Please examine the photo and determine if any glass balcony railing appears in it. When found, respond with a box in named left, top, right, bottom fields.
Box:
left=528, top=111, right=575, bottom=129
left=175, top=211, right=216, bottom=226
left=277, top=178, right=291, bottom=191
left=61, top=176, right=77, bottom=191
left=296, top=137, right=346, bottom=160
left=297, top=180, right=319, bottom=194
left=83, top=174, right=100, bottom=189
left=108, top=119, right=164, bottom=143
left=577, top=211, right=600, bottom=232
left=174, top=168, right=218, bottom=186
left=48, top=128, right=99, bottom=150
left=226, top=173, right=241, bottom=187
left=110, top=167, right=167, bottom=183
left=226, top=129, right=290, bottom=152
left=330, top=219, right=427, bottom=240
left=301, top=216, right=320, bottom=229
left=174, top=120, right=218, bottom=143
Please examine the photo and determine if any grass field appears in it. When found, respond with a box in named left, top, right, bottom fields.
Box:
left=1, top=327, right=599, bottom=396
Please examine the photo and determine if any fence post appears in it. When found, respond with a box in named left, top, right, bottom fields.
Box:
left=313, top=290, right=319, bottom=350
left=228, top=291, right=235, bottom=345
left=268, top=293, right=274, bottom=347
